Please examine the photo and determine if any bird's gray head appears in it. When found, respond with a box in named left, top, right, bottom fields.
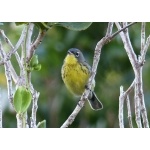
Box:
left=67, top=48, right=85, bottom=63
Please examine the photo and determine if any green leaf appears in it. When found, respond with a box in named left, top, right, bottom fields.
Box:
left=13, top=86, right=22, bottom=113
left=29, top=55, right=39, bottom=67
left=13, top=86, right=32, bottom=114
left=37, top=120, right=46, bottom=128
left=15, top=22, right=28, bottom=26
left=21, top=88, right=32, bottom=113
left=0, top=22, right=3, bottom=25
left=33, top=64, right=42, bottom=71
left=54, top=22, right=92, bottom=31
left=33, top=22, right=49, bottom=30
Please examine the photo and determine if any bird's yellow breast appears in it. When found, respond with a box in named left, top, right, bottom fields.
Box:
left=61, top=54, right=90, bottom=96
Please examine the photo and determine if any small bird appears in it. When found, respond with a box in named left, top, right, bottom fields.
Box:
left=61, top=48, right=103, bottom=110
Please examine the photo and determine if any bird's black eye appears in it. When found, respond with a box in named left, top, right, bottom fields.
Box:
left=75, top=52, right=80, bottom=57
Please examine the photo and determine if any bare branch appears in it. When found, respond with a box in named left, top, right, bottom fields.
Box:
left=16, top=114, right=23, bottom=128
left=111, top=22, right=137, bottom=40
left=115, top=22, right=138, bottom=72
left=134, top=84, right=142, bottom=128
left=0, top=42, right=13, bottom=106
left=30, top=84, right=40, bottom=128
left=119, top=86, right=125, bottom=128
left=106, top=22, right=114, bottom=37
left=137, top=56, right=149, bottom=128
left=141, top=22, right=146, bottom=52
left=141, top=35, right=150, bottom=64
left=26, top=23, right=34, bottom=59
left=0, top=28, right=27, bottom=84
left=126, top=95, right=133, bottom=128
left=0, top=27, right=27, bottom=65
left=28, top=30, right=47, bottom=61
left=124, top=79, right=135, bottom=98
left=61, top=100, right=85, bottom=128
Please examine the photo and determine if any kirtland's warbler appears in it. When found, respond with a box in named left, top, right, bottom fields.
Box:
left=61, top=48, right=103, bottom=110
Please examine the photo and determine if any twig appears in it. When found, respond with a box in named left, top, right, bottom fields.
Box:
left=30, top=84, right=39, bottom=128
left=28, top=29, right=47, bottom=61
left=118, top=80, right=134, bottom=127
left=0, top=27, right=27, bottom=65
left=115, top=22, right=138, bottom=72
left=126, top=95, right=133, bottom=128
left=141, top=22, right=146, bottom=52
left=106, top=22, right=114, bottom=37
left=61, top=22, right=136, bottom=128
left=0, top=42, right=13, bottom=106
left=0, top=88, right=2, bottom=128
left=16, top=114, right=23, bottom=128
left=26, top=23, right=34, bottom=59
left=124, top=79, right=135, bottom=98
left=0, top=28, right=27, bottom=84
left=119, top=86, right=125, bottom=128
left=111, top=22, right=137, bottom=40
left=141, top=35, right=150, bottom=64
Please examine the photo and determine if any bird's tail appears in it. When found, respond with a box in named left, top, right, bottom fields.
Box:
left=88, top=92, right=103, bottom=110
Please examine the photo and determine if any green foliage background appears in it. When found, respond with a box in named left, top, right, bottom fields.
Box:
left=0, top=22, right=150, bottom=128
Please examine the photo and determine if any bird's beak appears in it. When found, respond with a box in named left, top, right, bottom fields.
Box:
left=67, top=51, right=72, bottom=55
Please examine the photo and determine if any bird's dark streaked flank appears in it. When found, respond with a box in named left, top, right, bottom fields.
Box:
left=61, top=48, right=103, bottom=110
